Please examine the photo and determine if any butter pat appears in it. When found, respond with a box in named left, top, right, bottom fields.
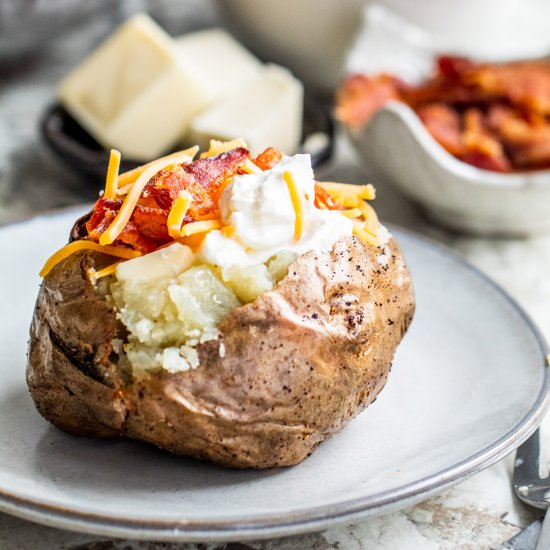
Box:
left=176, top=28, right=262, bottom=105
left=116, top=243, right=194, bottom=283
left=59, top=14, right=210, bottom=160
left=189, top=65, right=304, bottom=156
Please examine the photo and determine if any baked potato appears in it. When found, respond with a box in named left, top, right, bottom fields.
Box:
left=27, top=141, right=414, bottom=468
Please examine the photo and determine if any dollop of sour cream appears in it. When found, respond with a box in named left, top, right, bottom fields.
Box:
left=199, top=154, right=353, bottom=268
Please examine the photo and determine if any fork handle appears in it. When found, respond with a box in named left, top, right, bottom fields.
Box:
left=535, top=509, right=550, bottom=550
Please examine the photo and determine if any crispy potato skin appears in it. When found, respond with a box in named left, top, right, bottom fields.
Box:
left=27, top=235, right=414, bottom=468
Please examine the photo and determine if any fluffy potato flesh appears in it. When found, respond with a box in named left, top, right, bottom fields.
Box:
left=111, top=264, right=240, bottom=373
left=109, top=242, right=298, bottom=374
left=218, top=250, right=296, bottom=303
left=170, top=266, right=241, bottom=331
left=267, top=249, right=297, bottom=281
left=220, top=263, right=274, bottom=303
left=27, top=234, right=415, bottom=468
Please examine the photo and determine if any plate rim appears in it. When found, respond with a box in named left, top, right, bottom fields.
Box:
left=0, top=211, right=549, bottom=541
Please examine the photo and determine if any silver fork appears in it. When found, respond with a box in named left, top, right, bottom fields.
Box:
left=513, top=429, right=550, bottom=550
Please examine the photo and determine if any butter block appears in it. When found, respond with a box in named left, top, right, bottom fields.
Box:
left=176, top=28, right=263, bottom=104
left=189, top=65, right=304, bottom=156
left=59, top=14, right=210, bottom=160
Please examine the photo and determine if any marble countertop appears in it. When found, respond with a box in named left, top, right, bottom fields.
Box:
left=1, top=2, right=549, bottom=548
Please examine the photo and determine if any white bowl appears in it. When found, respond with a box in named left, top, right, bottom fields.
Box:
left=347, top=101, right=550, bottom=237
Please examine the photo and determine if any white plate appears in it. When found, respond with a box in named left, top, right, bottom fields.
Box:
left=0, top=209, right=548, bottom=542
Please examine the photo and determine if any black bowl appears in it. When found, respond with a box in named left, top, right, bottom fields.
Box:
left=40, top=98, right=334, bottom=185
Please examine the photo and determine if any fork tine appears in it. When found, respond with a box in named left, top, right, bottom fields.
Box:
left=513, top=429, right=549, bottom=509
left=514, top=429, right=542, bottom=484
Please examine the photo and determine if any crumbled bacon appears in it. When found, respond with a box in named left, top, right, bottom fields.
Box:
left=416, top=103, right=463, bottom=156
left=336, top=55, right=550, bottom=172
left=86, top=198, right=121, bottom=240
left=115, top=221, right=160, bottom=254
left=84, top=145, right=353, bottom=254
left=314, top=184, right=344, bottom=210
left=437, top=55, right=477, bottom=81
left=85, top=147, right=280, bottom=253
left=253, top=147, right=283, bottom=171
left=132, top=205, right=171, bottom=242
left=469, top=61, right=550, bottom=115
left=144, top=166, right=217, bottom=219
left=487, top=104, right=550, bottom=168
left=335, top=74, right=406, bottom=128
left=460, top=108, right=511, bottom=172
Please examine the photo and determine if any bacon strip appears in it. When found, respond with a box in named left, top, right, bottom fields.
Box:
left=183, top=148, right=248, bottom=189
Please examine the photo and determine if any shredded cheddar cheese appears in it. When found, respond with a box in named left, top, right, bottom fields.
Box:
left=167, top=191, right=192, bottom=238
left=339, top=195, right=360, bottom=208
left=318, top=182, right=376, bottom=199
left=283, top=170, right=304, bottom=241
left=100, top=149, right=199, bottom=245
left=116, top=181, right=134, bottom=196
left=352, top=220, right=379, bottom=246
left=103, top=149, right=121, bottom=199
left=213, top=177, right=234, bottom=202
left=220, top=225, right=236, bottom=237
left=201, top=138, right=248, bottom=158
left=87, top=261, right=121, bottom=284
left=116, top=146, right=199, bottom=192
left=357, top=200, right=379, bottom=234
left=40, top=241, right=141, bottom=278
left=341, top=207, right=362, bottom=218
left=180, top=219, right=222, bottom=237
left=199, top=138, right=261, bottom=173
